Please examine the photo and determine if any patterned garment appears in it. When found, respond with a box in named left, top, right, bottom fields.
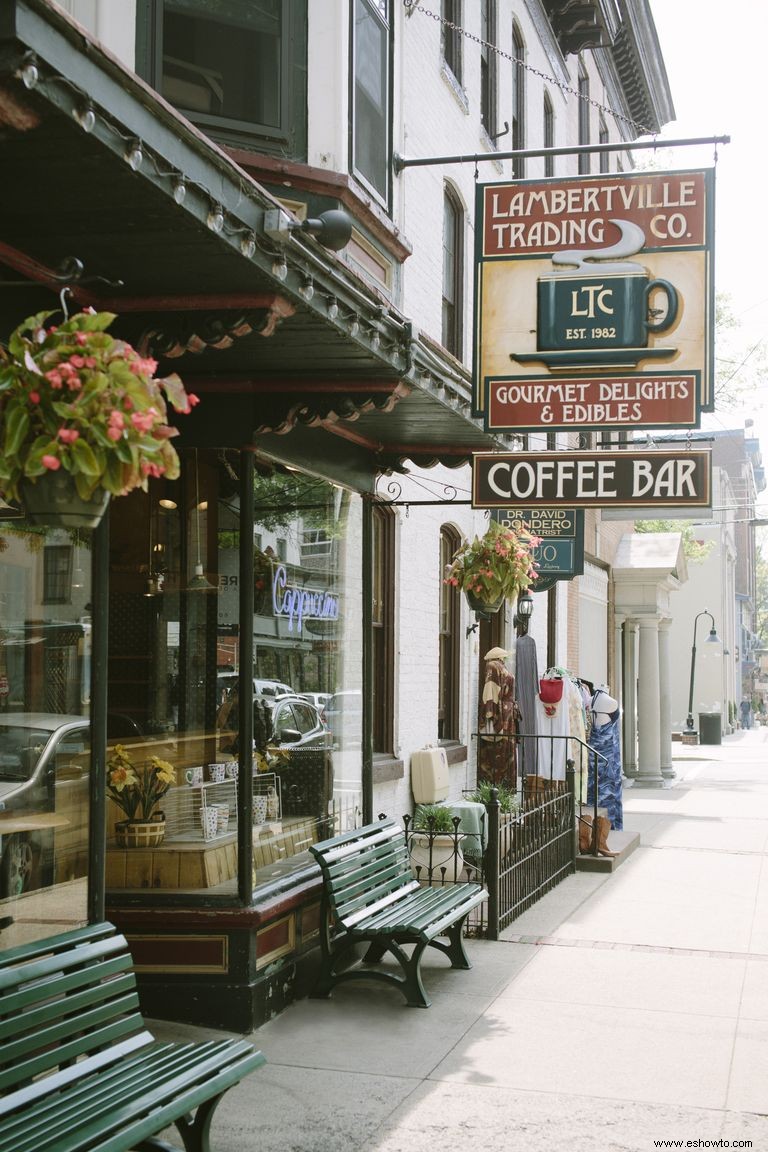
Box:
left=514, top=634, right=539, bottom=776
left=587, top=711, right=623, bottom=830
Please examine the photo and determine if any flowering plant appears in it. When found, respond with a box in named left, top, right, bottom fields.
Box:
left=106, top=744, right=176, bottom=822
left=0, top=309, right=199, bottom=502
left=444, top=519, right=540, bottom=604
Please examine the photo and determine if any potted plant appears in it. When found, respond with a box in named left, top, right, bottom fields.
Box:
left=467, top=780, right=520, bottom=814
left=0, top=308, right=199, bottom=527
left=106, top=744, right=176, bottom=847
left=408, top=803, right=464, bottom=884
left=444, top=519, right=540, bottom=615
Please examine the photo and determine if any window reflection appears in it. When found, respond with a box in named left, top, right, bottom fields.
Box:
left=105, top=452, right=363, bottom=898
left=0, top=521, right=91, bottom=946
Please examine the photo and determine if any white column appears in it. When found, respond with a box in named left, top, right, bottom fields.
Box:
left=658, top=618, right=674, bottom=779
left=636, top=615, right=664, bottom=787
left=623, top=619, right=638, bottom=778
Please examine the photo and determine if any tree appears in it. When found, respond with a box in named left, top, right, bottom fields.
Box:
left=634, top=519, right=715, bottom=562
left=713, top=290, right=768, bottom=410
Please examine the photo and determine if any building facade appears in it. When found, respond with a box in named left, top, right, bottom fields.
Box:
left=0, top=0, right=675, bottom=1028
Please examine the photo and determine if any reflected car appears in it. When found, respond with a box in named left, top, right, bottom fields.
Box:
left=299, top=692, right=331, bottom=712
left=260, top=696, right=329, bottom=749
left=0, top=713, right=91, bottom=898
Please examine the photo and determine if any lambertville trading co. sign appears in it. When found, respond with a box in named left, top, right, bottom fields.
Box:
left=473, top=451, right=712, bottom=509
left=473, top=169, right=715, bottom=429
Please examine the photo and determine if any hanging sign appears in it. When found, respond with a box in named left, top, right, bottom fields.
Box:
left=473, top=450, right=712, bottom=509
left=473, top=169, right=715, bottom=424
left=492, top=506, right=584, bottom=580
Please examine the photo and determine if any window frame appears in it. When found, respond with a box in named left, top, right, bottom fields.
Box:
left=350, top=0, right=393, bottom=210
left=543, top=91, right=554, bottom=178
left=135, top=0, right=306, bottom=155
left=442, top=184, right=464, bottom=359
left=372, top=503, right=395, bottom=755
left=43, top=545, right=73, bottom=606
left=480, top=0, right=497, bottom=140
left=578, top=61, right=591, bottom=175
left=442, top=0, right=463, bottom=86
left=511, top=22, right=526, bottom=179
left=439, top=526, right=461, bottom=742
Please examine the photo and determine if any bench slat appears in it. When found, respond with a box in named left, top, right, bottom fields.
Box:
left=0, top=1008, right=146, bottom=1093
left=311, top=817, right=402, bottom=859
left=0, top=923, right=117, bottom=974
left=354, top=884, right=487, bottom=937
left=0, top=954, right=135, bottom=1027
left=0, top=934, right=130, bottom=993
left=0, top=971, right=137, bottom=1044
left=3, top=1040, right=262, bottom=1152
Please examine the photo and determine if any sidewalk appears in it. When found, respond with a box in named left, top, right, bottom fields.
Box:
left=153, top=730, right=768, bottom=1151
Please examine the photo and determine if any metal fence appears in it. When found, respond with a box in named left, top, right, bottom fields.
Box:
left=400, top=733, right=607, bottom=938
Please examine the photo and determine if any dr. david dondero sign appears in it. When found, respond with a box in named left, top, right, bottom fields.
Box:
left=473, top=169, right=715, bottom=423
left=472, top=451, right=711, bottom=509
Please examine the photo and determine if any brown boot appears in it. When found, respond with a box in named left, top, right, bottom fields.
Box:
left=578, top=814, right=594, bottom=853
left=596, top=815, right=619, bottom=857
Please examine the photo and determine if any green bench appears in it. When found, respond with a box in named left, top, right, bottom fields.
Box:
left=0, top=922, right=265, bottom=1152
left=308, top=817, right=488, bottom=1008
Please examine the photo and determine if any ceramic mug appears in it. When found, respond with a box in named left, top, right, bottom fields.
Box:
left=200, top=806, right=218, bottom=841
left=208, top=762, right=226, bottom=784
left=225, top=761, right=238, bottom=780
left=253, top=795, right=268, bottom=825
left=185, top=765, right=203, bottom=786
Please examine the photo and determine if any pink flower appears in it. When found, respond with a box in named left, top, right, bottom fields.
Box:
left=41, top=454, right=61, bottom=470
left=140, top=461, right=165, bottom=478
left=29, top=391, right=40, bottom=404
left=45, top=370, right=63, bottom=389
left=108, top=411, right=125, bottom=430
left=69, top=355, right=85, bottom=369
left=107, top=427, right=122, bottom=442
left=131, top=409, right=158, bottom=434
left=57, top=428, right=80, bottom=444
left=75, top=332, right=88, bottom=346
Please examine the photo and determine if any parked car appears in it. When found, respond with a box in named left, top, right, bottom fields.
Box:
left=259, top=695, right=329, bottom=749
left=217, top=673, right=294, bottom=705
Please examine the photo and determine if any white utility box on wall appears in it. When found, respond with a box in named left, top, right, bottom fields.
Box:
left=410, top=745, right=450, bottom=804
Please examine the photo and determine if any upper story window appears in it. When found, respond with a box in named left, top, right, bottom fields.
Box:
left=511, top=22, right=525, bottom=178
left=480, top=0, right=497, bottom=139
left=137, top=0, right=305, bottom=154
left=543, top=91, right=554, bottom=177
left=43, top=546, right=73, bottom=605
left=442, top=0, right=463, bottom=85
left=578, top=61, right=590, bottom=174
left=442, top=185, right=464, bottom=359
left=352, top=0, right=391, bottom=207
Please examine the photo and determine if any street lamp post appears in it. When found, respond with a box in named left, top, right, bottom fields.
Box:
left=514, top=590, right=534, bottom=637
left=686, top=609, right=721, bottom=731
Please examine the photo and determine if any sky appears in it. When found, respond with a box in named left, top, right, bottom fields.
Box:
left=647, top=0, right=768, bottom=472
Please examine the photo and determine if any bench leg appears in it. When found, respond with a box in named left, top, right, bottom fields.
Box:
left=136, top=1096, right=219, bottom=1152
left=428, top=915, right=472, bottom=970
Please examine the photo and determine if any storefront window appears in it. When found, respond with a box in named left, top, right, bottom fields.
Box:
left=0, top=520, right=92, bottom=946
left=105, top=451, right=363, bottom=899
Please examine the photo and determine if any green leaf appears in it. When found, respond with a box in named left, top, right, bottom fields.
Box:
left=4, top=405, right=30, bottom=458
left=70, top=438, right=102, bottom=477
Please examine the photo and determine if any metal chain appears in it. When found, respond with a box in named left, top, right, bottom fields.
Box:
left=404, top=1, right=655, bottom=137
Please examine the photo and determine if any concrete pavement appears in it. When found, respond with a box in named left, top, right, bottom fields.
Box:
left=153, top=729, right=768, bottom=1151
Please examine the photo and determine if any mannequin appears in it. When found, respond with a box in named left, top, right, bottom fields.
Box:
left=478, top=647, right=518, bottom=788
left=587, top=684, right=623, bottom=832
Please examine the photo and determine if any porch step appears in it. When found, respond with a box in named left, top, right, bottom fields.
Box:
left=575, top=828, right=640, bottom=873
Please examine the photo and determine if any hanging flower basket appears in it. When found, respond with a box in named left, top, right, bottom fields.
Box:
left=19, top=470, right=111, bottom=529
left=0, top=308, right=199, bottom=525
left=464, top=589, right=505, bottom=617
left=114, top=812, right=166, bottom=849
left=444, top=520, right=541, bottom=609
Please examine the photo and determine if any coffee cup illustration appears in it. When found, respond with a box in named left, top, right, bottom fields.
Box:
left=185, top=765, right=203, bottom=786
left=536, top=220, right=678, bottom=353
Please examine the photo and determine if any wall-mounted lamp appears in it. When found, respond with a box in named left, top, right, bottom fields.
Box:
left=686, top=609, right=720, bottom=731
left=187, top=449, right=214, bottom=592
left=514, top=590, right=534, bottom=637
left=263, top=207, right=353, bottom=252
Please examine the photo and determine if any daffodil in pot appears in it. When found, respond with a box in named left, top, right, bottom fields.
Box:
left=0, top=308, right=199, bottom=528
left=106, top=744, right=176, bottom=848
left=444, top=519, right=540, bottom=617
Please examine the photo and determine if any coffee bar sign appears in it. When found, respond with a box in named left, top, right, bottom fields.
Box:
left=473, top=450, right=712, bottom=509
left=473, top=169, right=715, bottom=427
